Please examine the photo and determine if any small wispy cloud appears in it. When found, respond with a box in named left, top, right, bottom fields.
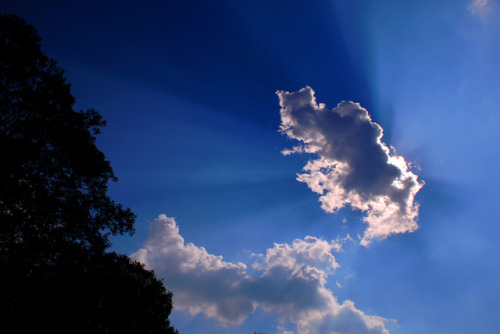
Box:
left=132, top=215, right=390, bottom=333
left=277, top=87, right=424, bottom=245
left=469, top=0, right=490, bottom=16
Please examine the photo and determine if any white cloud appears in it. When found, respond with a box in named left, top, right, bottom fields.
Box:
left=469, top=0, right=489, bottom=16
left=132, top=215, right=390, bottom=333
left=331, top=234, right=353, bottom=253
left=277, top=87, right=424, bottom=245
left=131, top=215, right=252, bottom=325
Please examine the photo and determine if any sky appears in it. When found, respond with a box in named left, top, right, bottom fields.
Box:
left=2, top=0, right=500, bottom=333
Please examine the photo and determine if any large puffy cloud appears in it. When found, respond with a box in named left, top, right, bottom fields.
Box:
left=277, top=87, right=424, bottom=245
left=132, top=215, right=252, bottom=325
left=132, top=215, right=390, bottom=333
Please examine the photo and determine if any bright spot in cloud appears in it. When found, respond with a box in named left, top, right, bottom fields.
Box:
left=132, top=215, right=390, bottom=333
left=277, top=87, right=424, bottom=245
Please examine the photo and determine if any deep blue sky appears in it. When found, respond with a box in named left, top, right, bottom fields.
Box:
left=2, top=1, right=500, bottom=333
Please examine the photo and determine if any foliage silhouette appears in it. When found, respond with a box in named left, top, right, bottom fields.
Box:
left=5, top=246, right=178, bottom=333
left=0, top=14, right=178, bottom=333
left=0, top=13, right=134, bottom=253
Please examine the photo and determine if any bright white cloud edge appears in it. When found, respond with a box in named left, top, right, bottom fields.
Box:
left=277, top=86, right=424, bottom=246
left=132, top=215, right=391, bottom=334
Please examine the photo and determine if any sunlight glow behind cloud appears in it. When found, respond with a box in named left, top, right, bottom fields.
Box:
left=132, top=215, right=390, bottom=333
left=277, top=87, right=423, bottom=245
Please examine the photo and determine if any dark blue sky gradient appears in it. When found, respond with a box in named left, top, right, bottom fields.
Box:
left=2, top=0, right=376, bottom=126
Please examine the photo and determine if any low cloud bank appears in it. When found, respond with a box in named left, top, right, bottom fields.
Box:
left=132, top=215, right=390, bottom=333
left=277, top=87, right=423, bottom=245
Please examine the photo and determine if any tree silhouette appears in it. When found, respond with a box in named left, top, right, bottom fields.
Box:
left=0, top=14, right=178, bottom=333
left=0, top=13, right=134, bottom=254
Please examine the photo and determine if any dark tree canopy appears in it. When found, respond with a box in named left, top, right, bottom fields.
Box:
left=0, top=14, right=135, bottom=253
left=0, top=14, right=178, bottom=333
left=4, top=247, right=178, bottom=333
